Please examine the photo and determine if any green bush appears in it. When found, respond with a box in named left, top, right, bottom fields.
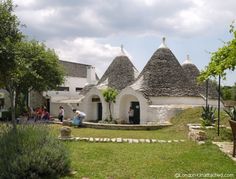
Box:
left=0, top=124, right=71, bottom=179
left=224, top=106, right=236, bottom=121
left=201, top=105, right=216, bottom=126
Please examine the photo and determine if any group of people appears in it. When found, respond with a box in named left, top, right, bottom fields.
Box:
left=58, top=106, right=86, bottom=127
left=28, top=106, right=50, bottom=121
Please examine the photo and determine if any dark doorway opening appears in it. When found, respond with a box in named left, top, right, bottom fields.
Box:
left=131, top=101, right=140, bottom=124
left=97, top=102, right=102, bottom=120
left=46, top=99, right=50, bottom=113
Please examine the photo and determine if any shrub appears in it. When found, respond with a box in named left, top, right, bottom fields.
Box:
left=0, top=124, right=71, bottom=179
left=201, top=105, right=216, bottom=126
left=224, top=106, right=236, bottom=121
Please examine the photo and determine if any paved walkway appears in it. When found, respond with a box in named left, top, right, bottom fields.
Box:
left=59, top=137, right=186, bottom=144
left=212, top=142, right=236, bottom=162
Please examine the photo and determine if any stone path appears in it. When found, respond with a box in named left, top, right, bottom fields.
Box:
left=59, top=137, right=185, bottom=144
left=212, top=142, right=236, bottom=162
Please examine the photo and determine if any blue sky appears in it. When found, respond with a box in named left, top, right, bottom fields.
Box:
left=13, top=0, right=236, bottom=85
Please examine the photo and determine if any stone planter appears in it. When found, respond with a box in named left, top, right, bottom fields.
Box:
left=228, top=119, right=236, bottom=157
left=59, top=126, right=72, bottom=139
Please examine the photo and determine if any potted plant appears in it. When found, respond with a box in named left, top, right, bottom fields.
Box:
left=201, top=105, right=216, bottom=127
left=224, top=106, right=236, bottom=157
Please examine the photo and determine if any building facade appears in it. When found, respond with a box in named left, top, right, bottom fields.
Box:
left=77, top=39, right=221, bottom=124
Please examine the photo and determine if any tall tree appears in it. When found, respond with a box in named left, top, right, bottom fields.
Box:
left=0, top=0, right=23, bottom=86
left=199, top=23, right=236, bottom=81
left=102, top=87, right=118, bottom=121
left=0, top=0, right=65, bottom=128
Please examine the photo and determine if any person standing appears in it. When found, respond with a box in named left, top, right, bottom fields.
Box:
left=58, top=106, right=64, bottom=122
left=128, top=107, right=134, bottom=124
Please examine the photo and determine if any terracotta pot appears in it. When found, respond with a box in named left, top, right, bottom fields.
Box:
left=228, top=119, right=236, bottom=157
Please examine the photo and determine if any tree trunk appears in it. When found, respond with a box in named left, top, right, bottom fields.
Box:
left=9, top=89, right=16, bottom=130
left=108, top=102, right=112, bottom=121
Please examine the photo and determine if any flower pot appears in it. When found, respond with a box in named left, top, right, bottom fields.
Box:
left=228, top=119, right=236, bottom=157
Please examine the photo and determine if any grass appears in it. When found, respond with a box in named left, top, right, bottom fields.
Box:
left=63, top=142, right=236, bottom=178
left=52, top=107, right=232, bottom=141
left=57, top=107, right=236, bottom=178
left=2, top=107, right=236, bottom=178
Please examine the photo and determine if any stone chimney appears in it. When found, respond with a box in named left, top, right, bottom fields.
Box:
left=87, top=66, right=97, bottom=84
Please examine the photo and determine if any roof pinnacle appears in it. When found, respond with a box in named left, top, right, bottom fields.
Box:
left=159, top=37, right=168, bottom=49
left=119, top=44, right=126, bottom=56
left=183, top=54, right=192, bottom=64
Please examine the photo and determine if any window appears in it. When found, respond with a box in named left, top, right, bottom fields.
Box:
left=56, top=87, right=69, bottom=91
left=92, top=98, right=100, bottom=102
left=76, top=87, right=83, bottom=92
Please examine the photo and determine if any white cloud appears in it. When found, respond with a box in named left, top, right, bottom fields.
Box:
left=12, top=0, right=236, bottom=85
left=46, top=37, right=132, bottom=77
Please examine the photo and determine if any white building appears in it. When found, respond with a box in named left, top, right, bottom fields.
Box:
left=30, top=60, right=98, bottom=118
left=78, top=38, right=220, bottom=124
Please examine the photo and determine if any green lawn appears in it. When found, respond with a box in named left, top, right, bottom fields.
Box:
left=52, top=107, right=236, bottom=178
left=63, top=142, right=236, bottom=179
left=2, top=107, right=235, bottom=178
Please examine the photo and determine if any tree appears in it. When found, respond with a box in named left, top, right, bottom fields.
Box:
left=0, top=0, right=23, bottom=87
left=222, top=86, right=232, bottom=100
left=232, top=83, right=236, bottom=101
left=102, top=87, right=118, bottom=121
left=199, top=23, right=236, bottom=81
left=199, top=22, right=236, bottom=136
left=6, top=40, right=65, bottom=128
left=0, top=0, right=65, bottom=128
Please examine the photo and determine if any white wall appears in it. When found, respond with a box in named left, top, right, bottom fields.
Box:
left=147, top=105, right=185, bottom=123
left=118, top=95, right=139, bottom=123
left=115, top=87, right=149, bottom=124
left=149, top=96, right=222, bottom=108
left=150, top=96, right=205, bottom=105
left=79, top=87, right=108, bottom=121
left=87, top=66, right=97, bottom=84
left=50, top=102, right=78, bottom=119
left=45, top=76, right=88, bottom=98
left=0, top=89, right=10, bottom=110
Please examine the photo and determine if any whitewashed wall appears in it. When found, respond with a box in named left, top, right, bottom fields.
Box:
left=0, top=89, right=10, bottom=110
left=45, top=76, right=88, bottom=99
left=115, top=87, right=149, bottom=124
left=79, top=87, right=108, bottom=121
left=50, top=103, right=78, bottom=119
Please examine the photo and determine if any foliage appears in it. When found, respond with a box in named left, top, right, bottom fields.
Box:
left=199, top=22, right=236, bottom=82
left=0, top=0, right=23, bottom=81
left=221, top=86, right=232, bottom=100
left=0, top=124, right=71, bottom=179
left=0, top=0, right=65, bottom=125
left=201, top=105, right=216, bottom=126
left=102, top=87, right=118, bottom=121
left=221, top=83, right=236, bottom=101
left=224, top=106, right=236, bottom=121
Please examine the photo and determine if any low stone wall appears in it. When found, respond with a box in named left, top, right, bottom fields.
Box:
left=82, top=122, right=172, bottom=130
left=59, top=137, right=186, bottom=143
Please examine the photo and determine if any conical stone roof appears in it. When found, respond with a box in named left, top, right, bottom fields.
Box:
left=182, top=56, right=218, bottom=99
left=131, top=38, right=199, bottom=97
left=97, top=47, right=138, bottom=91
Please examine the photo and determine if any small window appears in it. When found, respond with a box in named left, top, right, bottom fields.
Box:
left=56, top=87, right=69, bottom=91
left=92, top=98, right=100, bottom=102
left=76, top=87, right=83, bottom=92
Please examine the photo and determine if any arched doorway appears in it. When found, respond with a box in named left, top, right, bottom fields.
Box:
left=119, top=94, right=140, bottom=124
left=87, top=95, right=103, bottom=121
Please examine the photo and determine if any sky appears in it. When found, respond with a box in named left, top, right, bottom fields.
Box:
left=13, top=0, right=236, bottom=86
